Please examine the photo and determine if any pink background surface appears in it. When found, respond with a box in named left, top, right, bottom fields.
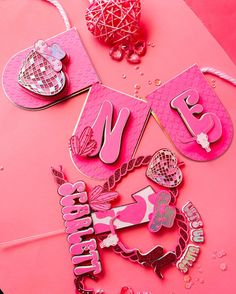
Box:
left=0, top=1, right=236, bottom=294
left=185, top=0, right=236, bottom=66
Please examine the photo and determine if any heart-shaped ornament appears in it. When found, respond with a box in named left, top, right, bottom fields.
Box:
left=18, top=41, right=66, bottom=97
left=86, top=0, right=141, bottom=44
left=146, top=149, right=183, bottom=188
left=126, top=50, right=141, bottom=64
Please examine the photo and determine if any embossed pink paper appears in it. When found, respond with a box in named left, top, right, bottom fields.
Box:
left=2, top=28, right=99, bottom=110
left=70, top=83, right=150, bottom=179
left=147, top=64, right=233, bottom=161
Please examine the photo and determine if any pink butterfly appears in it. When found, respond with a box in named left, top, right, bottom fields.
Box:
left=88, top=185, right=118, bottom=211
left=70, top=126, right=97, bottom=157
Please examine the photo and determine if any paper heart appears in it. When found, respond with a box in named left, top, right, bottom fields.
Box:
left=146, top=149, right=183, bottom=188
left=18, top=50, right=66, bottom=97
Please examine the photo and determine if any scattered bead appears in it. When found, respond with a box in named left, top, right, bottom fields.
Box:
left=96, top=290, right=104, bottom=294
left=198, top=268, right=203, bottom=273
left=217, top=250, right=227, bottom=258
left=140, top=72, right=144, bottom=76
left=199, top=278, right=205, bottom=284
left=155, top=79, right=162, bottom=86
left=211, top=79, right=216, bottom=88
left=220, top=262, right=227, bottom=271
left=147, top=41, right=151, bottom=46
left=134, top=65, right=140, bottom=70
left=134, top=84, right=141, bottom=89
left=121, top=74, right=127, bottom=79
left=185, top=282, right=193, bottom=289
left=184, top=275, right=191, bottom=282
left=120, top=286, right=134, bottom=294
left=151, top=43, right=156, bottom=47
left=148, top=80, right=152, bottom=85
left=0, top=166, right=4, bottom=171
left=217, top=252, right=223, bottom=258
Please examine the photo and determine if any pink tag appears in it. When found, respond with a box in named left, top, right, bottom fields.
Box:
left=147, top=64, right=233, bottom=161
left=71, top=83, right=150, bottom=179
left=2, top=28, right=99, bottom=110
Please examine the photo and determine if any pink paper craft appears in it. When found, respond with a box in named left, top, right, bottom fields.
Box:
left=92, top=186, right=156, bottom=234
left=89, top=100, right=131, bottom=164
left=147, top=64, right=233, bottom=161
left=71, top=83, right=150, bottom=179
left=2, top=27, right=99, bottom=110
left=148, top=191, right=176, bottom=233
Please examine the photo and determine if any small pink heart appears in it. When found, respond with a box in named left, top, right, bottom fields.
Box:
left=126, top=50, right=141, bottom=64
left=120, top=286, right=134, bottom=294
left=134, top=40, right=146, bottom=56
left=109, top=45, right=124, bottom=61
left=18, top=50, right=66, bottom=97
left=146, top=149, right=183, bottom=188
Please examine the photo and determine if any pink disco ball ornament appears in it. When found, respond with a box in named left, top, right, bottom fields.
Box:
left=85, top=0, right=141, bottom=44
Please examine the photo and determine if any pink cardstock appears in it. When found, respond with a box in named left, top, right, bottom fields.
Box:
left=70, top=83, right=150, bottom=180
left=147, top=64, right=233, bottom=161
left=2, top=27, right=99, bottom=110
left=92, top=186, right=155, bottom=234
left=92, top=187, right=176, bottom=235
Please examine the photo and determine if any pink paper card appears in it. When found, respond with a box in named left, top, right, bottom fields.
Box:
left=2, top=28, right=99, bottom=110
left=147, top=64, right=233, bottom=161
left=70, top=83, right=150, bottom=180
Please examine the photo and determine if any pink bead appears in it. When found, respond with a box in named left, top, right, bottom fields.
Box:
left=120, top=286, right=134, bottom=294
left=127, top=51, right=141, bottom=64
left=110, top=45, right=124, bottom=61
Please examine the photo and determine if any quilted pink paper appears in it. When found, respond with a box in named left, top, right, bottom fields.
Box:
left=2, top=27, right=99, bottom=110
left=147, top=64, right=233, bottom=161
left=71, top=83, right=150, bottom=179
